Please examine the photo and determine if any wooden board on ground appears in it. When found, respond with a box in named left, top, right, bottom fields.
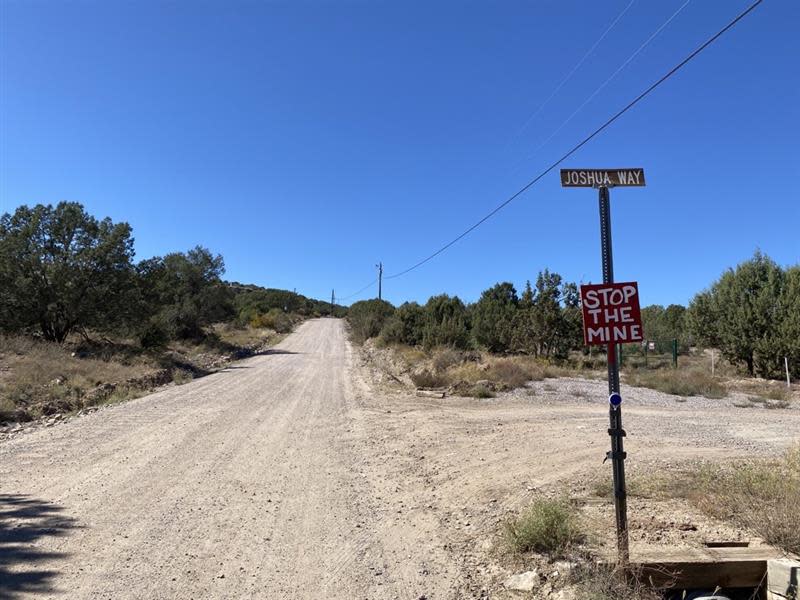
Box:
left=416, top=389, right=446, bottom=398
left=614, top=545, right=787, bottom=588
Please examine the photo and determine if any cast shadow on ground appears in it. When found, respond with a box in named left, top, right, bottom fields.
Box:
left=0, top=494, right=78, bottom=599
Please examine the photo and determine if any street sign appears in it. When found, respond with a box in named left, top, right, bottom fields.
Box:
left=564, top=168, right=647, bottom=566
left=580, top=282, right=644, bottom=346
left=560, top=168, right=645, bottom=188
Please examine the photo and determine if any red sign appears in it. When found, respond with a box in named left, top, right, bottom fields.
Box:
left=580, top=282, right=644, bottom=346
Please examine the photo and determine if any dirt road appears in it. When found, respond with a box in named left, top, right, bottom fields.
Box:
left=1, top=320, right=461, bottom=599
left=2, top=319, right=798, bottom=599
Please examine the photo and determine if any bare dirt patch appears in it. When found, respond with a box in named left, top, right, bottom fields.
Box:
left=352, top=344, right=800, bottom=598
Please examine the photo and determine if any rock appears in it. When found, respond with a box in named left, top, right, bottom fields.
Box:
left=504, top=570, right=539, bottom=592
left=550, top=584, right=580, bottom=600
left=552, top=560, right=576, bottom=579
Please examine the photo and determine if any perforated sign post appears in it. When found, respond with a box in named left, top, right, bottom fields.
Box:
left=562, top=167, right=646, bottom=566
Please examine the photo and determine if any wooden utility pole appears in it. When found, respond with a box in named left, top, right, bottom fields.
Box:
left=377, top=262, right=383, bottom=300
left=331, top=289, right=335, bottom=317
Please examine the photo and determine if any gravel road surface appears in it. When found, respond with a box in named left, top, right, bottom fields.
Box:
left=2, top=319, right=798, bottom=599
left=1, top=319, right=459, bottom=599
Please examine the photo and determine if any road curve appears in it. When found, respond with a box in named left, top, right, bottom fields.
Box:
left=0, top=319, right=452, bottom=600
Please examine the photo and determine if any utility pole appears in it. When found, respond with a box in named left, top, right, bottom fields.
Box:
left=331, top=289, right=335, bottom=317
left=376, top=262, right=383, bottom=301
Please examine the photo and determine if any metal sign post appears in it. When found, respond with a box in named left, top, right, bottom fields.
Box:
left=561, top=167, right=646, bottom=566
left=599, top=184, right=629, bottom=564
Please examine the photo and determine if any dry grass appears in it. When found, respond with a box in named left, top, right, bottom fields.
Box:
left=570, top=562, right=661, bottom=600
left=689, top=447, right=800, bottom=554
left=591, top=470, right=697, bottom=502
left=432, top=348, right=464, bottom=373
left=1, top=323, right=283, bottom=422
left=596, top=448, right=800, bottom=555
left=504, top=498, right=584, bottom=556
left=737, top=379, right=793, bottom=403
left=211, top=322, right=276, bottom=349
left=0, top=335, right=152, bottom=420
left=410, top=369, right=450, bottom=389
left=625, top=368, right=727, bottom=399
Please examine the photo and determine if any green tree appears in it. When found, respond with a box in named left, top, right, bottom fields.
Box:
left=0, top=202, right=136, bottom=341
left=422, top=294, right=470, bottom=349
left=777, top=266, right=800, bottom=379
left=138, top=246, right=234, bottom=342
left=688, top=252, right=783, bottom=376
left=531, top=270, right=565, bottom=358
left=472, top=282, right=518, bottom=352
left=380, top=302, right=426, bottom=346
left=641, top=303, right=688, bottom=352
left=512, top=273, right=581, bottom=358
left=347, top=299, right=394, bottom=343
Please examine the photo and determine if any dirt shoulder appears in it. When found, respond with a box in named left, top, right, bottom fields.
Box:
left=350, top=342, right=800, bottom=598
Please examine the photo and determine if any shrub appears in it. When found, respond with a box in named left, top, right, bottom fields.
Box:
left=504, top=498, right=583, bottom=556
left=410, top=369, right=449, bottom=389
left=251, top=309, right=294, bottom=333
left=347, top=299, right=395, bottom=343
left=469, top=384, right=495, bottom=398
left=472, top=283, right=518, bottom=353
left=572, top=563, right=661, bottom=600
left=422, top=295, right=470, bottom=349
left=625, top=369, right=727, bottom=399
left=433, top=348, right=463, bottom=373
left=379, top=302, right=426, bottom=346
left=486, top=359, right=531, bottom=389
left=139, top=320, right=170, bottom=348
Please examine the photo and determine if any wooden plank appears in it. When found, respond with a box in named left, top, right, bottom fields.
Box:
left=637, top=558, right=767, bottom=588
left=416, top=390, right=445, bottom=398
left=625, top=546, right=781, bottom=588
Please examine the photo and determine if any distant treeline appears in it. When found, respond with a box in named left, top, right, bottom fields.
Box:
left=348, top=252, right=800, bottom=380
left=0, top=202, right=344, bottom=346
left=348, top=270, right=585, bottom=359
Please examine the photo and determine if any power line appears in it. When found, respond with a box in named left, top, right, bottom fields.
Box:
left=530, top=0, right=693, bottom=157
left=514, top=0, right=637, bottom=139
left=337, top=278, right=377, bottom=301
left=385, top=0, right=763, bottom=281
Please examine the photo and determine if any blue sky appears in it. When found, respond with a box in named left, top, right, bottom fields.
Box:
left=1, top=0, right=798, bottom=307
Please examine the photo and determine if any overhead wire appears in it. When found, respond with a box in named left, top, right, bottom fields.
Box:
left=529, top=0, right=694, bottom=157
left=514, top=0, right=637, bottom=139
left=337, top=278, right=378, bottom=301
left=383, top=0, right=763, bottom=281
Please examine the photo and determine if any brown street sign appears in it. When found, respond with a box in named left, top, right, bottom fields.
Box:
left=560, top=168, right=645, bottom=188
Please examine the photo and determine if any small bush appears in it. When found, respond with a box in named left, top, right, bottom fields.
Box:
left=433, top=348, right=463, bottom=373
left=572, top=563, right=661, bottom=600
left=469, top=384, right=495, bottom=398
left=504, top=498, right=583, bottom=556
left=347, top=299, right=395, bottom=344
left=486, top=359, right=530, bottom=389
left=0, top=396, right=16, bottom=421
left=625, top=369, right=727, bottom=399
left=410, top=369, right=450, bottom=389
left=139, top=321, right=170, bottom=348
